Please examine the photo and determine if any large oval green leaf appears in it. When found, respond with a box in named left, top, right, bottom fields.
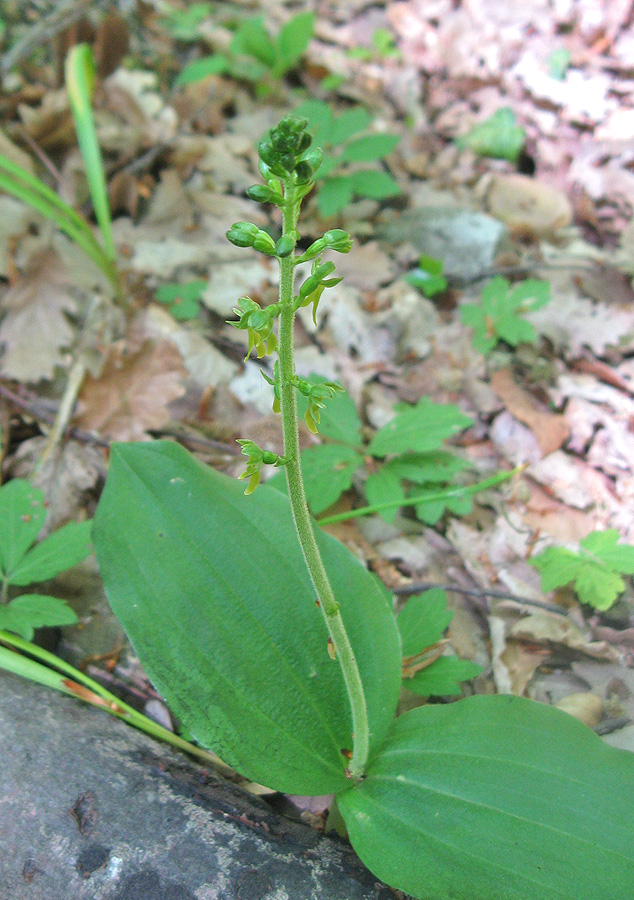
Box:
left=339, top=695, right=634, bottom=900
left=93, top=441, right=401, bottom=795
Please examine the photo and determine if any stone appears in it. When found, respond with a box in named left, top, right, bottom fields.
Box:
left=0, top=672, right=400, bottom=900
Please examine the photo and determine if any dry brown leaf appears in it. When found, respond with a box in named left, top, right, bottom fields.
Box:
left=511, top=612, right=619, bottom=662
left=76, top=339, right=186, bottom=441
left=487, top=174, right=572, bottom=236
left=490, top=368, right=569, bottom=457
left=555, top=692, right=603, bottom=727
left=0, top=249, right=77, bottom=382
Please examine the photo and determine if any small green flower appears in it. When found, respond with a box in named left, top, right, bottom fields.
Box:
left=296, top=378, right=343, bottom=433
left=230, top=297, right=279, bottom=358
left=236, top=440, right=286, bottom=494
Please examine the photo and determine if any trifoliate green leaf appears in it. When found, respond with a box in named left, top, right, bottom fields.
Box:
left=405, top=656, right=483, bottom=697
left=456, top=107, right=525, bottom=162
left=0, top=594, right=78, bottom=641
left=397, top=589, right=453, bottom=657
left=368, top=399, right=472, bottom=457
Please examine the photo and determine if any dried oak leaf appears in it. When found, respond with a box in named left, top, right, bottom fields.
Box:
left=76, top=338, right=186, bottom=441
left=0, top=249, right=77, bottom=382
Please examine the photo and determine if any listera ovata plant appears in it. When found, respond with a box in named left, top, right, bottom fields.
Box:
left=92, top=116, right=634, bottom=900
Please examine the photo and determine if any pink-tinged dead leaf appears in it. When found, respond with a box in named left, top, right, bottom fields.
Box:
left=0, top=249, right=77, bottom=382
left=487, top=174, right=572, bottom=236
left=490, top=369, right=569, bottom=457
left=76, top=339, right=186, bottom=441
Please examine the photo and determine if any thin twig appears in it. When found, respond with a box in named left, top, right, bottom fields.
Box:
left=392, top=580, right=568, bottom=616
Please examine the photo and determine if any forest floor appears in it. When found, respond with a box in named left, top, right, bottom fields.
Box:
left=1, top=0, right=634, bottom=814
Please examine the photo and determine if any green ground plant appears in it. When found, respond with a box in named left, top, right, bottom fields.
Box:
left=155, top=278, right=207, bottom=321
left=0, top=45, right=119, bottom=294
left=531, top=528, right=634, bottom=611
left=405, top=253, right=448, bottom=297
left=293, top=98, right=401, bottom=216
left=91, top=114, right=634, bottom=900
left=268, top=381, right=476, bottom=525
left=347, top=28, right=401, bottom=61
left=455, top=107, right=526, bottom=162
left=398, top=588, right=482, bottom=696
left=0, top=479, right=91, bottom=639
left=460, top=276, right=551, bottom=353
left=175, top=12, right=314, bottom=91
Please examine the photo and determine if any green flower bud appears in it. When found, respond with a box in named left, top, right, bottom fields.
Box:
left=294, top=161, right=314, bottom=185
left=275, top=235, right=295, bottom=258
left=301, top=147, right=323, bottom=174
left=257, top=141, right=287, bottom=177
left=323, top=229, right=353, bottom=253
left=252, top=231, right=277, bottom=255
left=297, top=132, right=312, bottom=154
left=226, top=222, right=259, bottom=248
left=246, top=185, right=279, bottom=204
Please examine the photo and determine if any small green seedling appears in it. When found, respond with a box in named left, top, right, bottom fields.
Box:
left=160, top=3, right=213, bottom=42
left=0, top=479, right=92, bottom=640
left=155, top=279, right=207, bottom=321
left=460, top=276, right=551, bottom=354
left=405, top=254, right=448, bottom=298
left=531, top=529, right=634, bottom=611
left=269, top=381, right=474, bottom=524
left=294, top=99, right=401, bottom=216
left=456, top=107, right=525, bottom=163
left=398, top=588, right=482, bottom=696
left=348, top=28, right=401, bottom=61
left=548, top=48, right=571, bottom=80
left=175, top=12, right=314, bottom=91
left=92, top=115, right=634, bottom=900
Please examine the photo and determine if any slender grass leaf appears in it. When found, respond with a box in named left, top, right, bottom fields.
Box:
left=0, top=159, right=116, bottom=284
left=339, top=696, right=634, bottom=900
left=340, top=134, right=400, bottom=164
left=0, top=480, right=46, bottom=578
left=397, top=589, right=452, bottom=657
left=8, top=520, right=92, bottom=586
left=0, top=642, right=75, bottom=694
left=93, top=441, right=401, bottom=794
left=65, top=44, right=116, bottom=262
left=0, top=594, right=78, bottom=641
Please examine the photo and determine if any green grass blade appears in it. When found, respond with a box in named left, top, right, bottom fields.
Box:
left=0, top=161, right=117, bottom=286
left=65, top=44, right=116, bottom=262
left=317, top=467, right=523, bottom=525
left=0, top=630, right=235, bottom=773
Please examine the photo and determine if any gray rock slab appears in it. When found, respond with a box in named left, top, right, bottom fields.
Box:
left=0, top=673, right=400, bottom=900
left=378, top=207, right=509, bottom=282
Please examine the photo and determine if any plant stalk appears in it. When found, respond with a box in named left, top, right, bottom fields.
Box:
left=277, top=180, right=370, bottom=779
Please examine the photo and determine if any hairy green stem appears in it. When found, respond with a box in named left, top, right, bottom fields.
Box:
left=277, top=180, right=370, bottom=779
